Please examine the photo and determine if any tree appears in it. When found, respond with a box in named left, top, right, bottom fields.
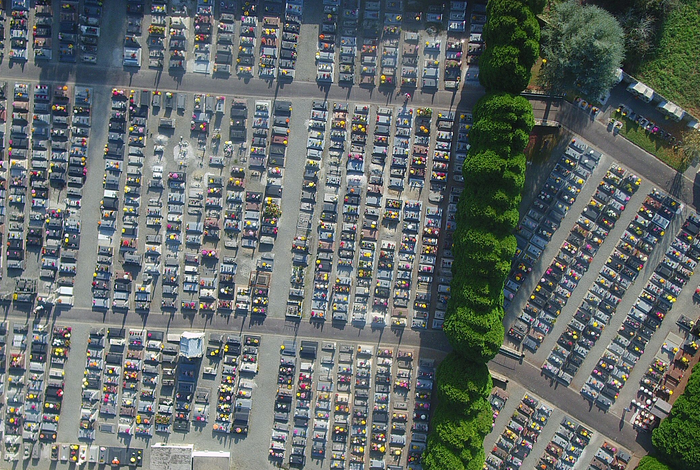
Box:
left=435, top=353, right=493, bottom=411
left=526, top=0, right=547, bottom=14
left=540, top=1, right=625, bottom=99
left=479, top=0, right=541, bottom=94
left=485, top=0, right=540, bottom=48
left=479, top=45, right=533, bottom=94
left=423, top=438, right=465, bottom=470
left=443, top=305, right=506, bottom=361
left=424, top=1, right=538, bottom=463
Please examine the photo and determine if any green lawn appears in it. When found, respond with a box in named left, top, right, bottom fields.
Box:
left=637, top=0, right=700, bottom=117
left=613, top=111, right=690, bottom=172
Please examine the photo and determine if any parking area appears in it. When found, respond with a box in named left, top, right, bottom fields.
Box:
left=0, top=82, right=93, bottom=308
left=0, top=1, right=696, bottom=469
left=271, top=340, right=435, bottom=469
left=0, top=72, right=472, bottom=467
left=501, top=132, right=700, bottom=448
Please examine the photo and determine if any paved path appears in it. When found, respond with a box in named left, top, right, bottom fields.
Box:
left=0, top=62, right=483, bottom=110
left=2, top=304, right=451, bottom=352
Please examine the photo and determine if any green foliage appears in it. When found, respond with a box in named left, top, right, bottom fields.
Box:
left=473, top=93, right=535, bottom=134
left=611, top=110, right=689, bottom=171
left=424, top=354, right=494, bottom=470
left=652, top=363, right=700, bottom=470
left=431, top=406, right=482, bottom=449
left=423, top=438, right=466, bottom=470
left=462, top=150, right=527, bottom=197
left=479, top=0, right=541, bottom=94
left=463, top=447, right=486, bottom=470
left=635, top=456, right=673, bottom=470
left=637, top=0, right=700, bottom=117
left=426, top=2, right=538, bottom=467
left=525, top=0, right=546, bottom=15
left=619, top=10, right=656, bottom=64
left=469, top=121, right=530, bottom=156
left=540, top=1, right=625, bottom=99
left=470, top=93, right=535, bottom=155
left=485, top=0, right=541, bottom=46
left=435, top=353, right=493, bottom=411
left=443, top=305, right=506, bottom=362
left=479, top=45, right=533, bottom=95
left=449, top=228, right=516, bottom=281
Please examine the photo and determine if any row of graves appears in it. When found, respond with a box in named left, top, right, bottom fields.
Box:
left=10, top=84, right=93, bottom=311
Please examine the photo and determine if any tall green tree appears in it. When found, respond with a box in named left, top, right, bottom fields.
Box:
left=540, top=1, right=625, bottom=98
left=424, top=3, right=538, bottom=469
left=479, top=0, right=540, bottom=94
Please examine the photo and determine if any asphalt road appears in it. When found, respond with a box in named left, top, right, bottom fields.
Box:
left=3, top=304, right=451, bottom=352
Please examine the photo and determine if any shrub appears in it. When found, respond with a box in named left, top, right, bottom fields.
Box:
left=479, top=45, right=533, bottom=94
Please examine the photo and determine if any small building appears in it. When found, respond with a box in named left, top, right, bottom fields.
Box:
left=179, top=332, right=205, bottom=359
left=150, top=445, right=193, bottom=470
left=192, top=451, right=230, bottom=470
left=626, top=80, right=654, bottom=103
left=650, top=399, right=672, bottom=420
left=123, top=47, right=142, bottom=68
left=657, top=100, right=685, bottom=122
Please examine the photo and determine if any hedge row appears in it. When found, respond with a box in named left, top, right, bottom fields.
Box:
left=444, top=92, right=532, bottom=363
left=422, top=353, right=493, bottom=470
left=423, top=1, right=539, bottom=468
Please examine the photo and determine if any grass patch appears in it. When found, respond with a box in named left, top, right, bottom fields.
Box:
left=613, top=111, right=690, bottom=171
left=637, top=0, right=700, bottom=117
left=528, top=59, right=544, bottom=90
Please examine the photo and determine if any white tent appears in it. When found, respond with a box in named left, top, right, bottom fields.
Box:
left=657, top=100, right=685, bottom=121
left=627, top=81, right=654, bottom=103
left=179, top=332, right=205, bottom=358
